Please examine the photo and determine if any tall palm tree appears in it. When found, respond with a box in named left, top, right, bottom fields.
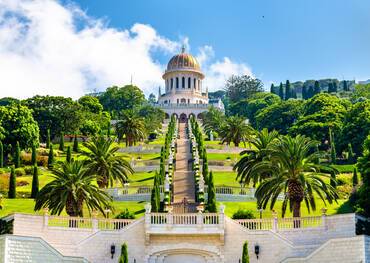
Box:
left=115, top=110, right=146, bottom=146
left=235, top=128, right=279, bottom=186
left=82, top=136, right=133, bottom=188
left=219, top=116, right=252, bottom=147
left=202, top=106, right=226, bottom=135
left=253, top=135, right=338, bottom=218
left=34, top=160, right=113, bottom=217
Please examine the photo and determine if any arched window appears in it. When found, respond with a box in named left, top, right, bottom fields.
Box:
left=181, top=98, right=186, bottom=104
left=182, top=77, right=185, bottom=89
left=194, top=78, right=196, bottom=90
left=176, top=77, right=179, bottom=89
left=188, top=77, right=191, bottom=89
left=171, top=78, right=173, bottom=89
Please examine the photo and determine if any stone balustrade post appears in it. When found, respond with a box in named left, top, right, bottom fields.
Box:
left=144, top=203, right=151, bottom=229
left=43, top=208, right=49, bottom=228
left=167, top=211, right=173, bottom=229
left=92, top=210, right=98, bottom=232
left=197, top=211, right=203, bottom=229
left=272, top=211, right=278, bottom=232
left=219, top=204, right=225, bottom=229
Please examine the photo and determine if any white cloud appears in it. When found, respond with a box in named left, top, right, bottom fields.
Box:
left=0, top=0, right=253, bottom=99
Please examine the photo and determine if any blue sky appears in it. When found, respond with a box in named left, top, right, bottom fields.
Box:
left=73, top=0, right=370, bottom=84
left=1, top=0, right=369, bottom=98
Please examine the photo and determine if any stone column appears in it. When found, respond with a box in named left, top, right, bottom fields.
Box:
left=272, top=210, right=278, bottom=232
left=43, top=208, right=49, bottom=228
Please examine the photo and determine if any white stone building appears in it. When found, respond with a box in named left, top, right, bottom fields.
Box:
left=157, top=47, right=224, bottom=122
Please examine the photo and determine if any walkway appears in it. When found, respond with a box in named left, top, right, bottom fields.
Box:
left=173, top=122, right=195, bottom=205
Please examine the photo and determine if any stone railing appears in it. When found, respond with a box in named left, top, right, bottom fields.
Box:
left=235, top=213, right=326, bottom=232
left=156, top=103, right=209, bottom=109
left=46, top=214, right=135, bottom=231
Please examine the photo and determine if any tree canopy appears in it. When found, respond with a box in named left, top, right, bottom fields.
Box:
left=224, top=75, right=263, bottom=105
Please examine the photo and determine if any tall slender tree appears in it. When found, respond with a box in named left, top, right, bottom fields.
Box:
left=8, top=167, right=16, bottom=199
left=242, top=241, right=250, bottom=263
left=207, top=171, right=217, bottom=212
left=285, top=80, right=291, bottom=100
left=270, top=83, right=276, bottom=94
left=333, top=82, right=338, bottom=93
left=14, top=141, right=20, bottom=168
left=73, top=134, right=79, bottom=153
left=343, top=80, right=348, bottom=91
left=46, top=129, right=51, bottom=148
left=31, top=144, right=37, bottom=166
left=48, top=144, right=54, bottom=168
left=59, top=132, right=64, bottom=151
left=302, top=85, right=308, bottom=99
left=329, top=128, right=336, bottom=164
left=278, top=82, right=284, bottom=100
left=119, top=243, right=128, bottom=263
left=107, top=122, right=111, bottom=137
left=352, top=167, right=358, bottom=187
left=31, top=166, right=39, bottom=199
left=348, top=143, right=355, bottom=164
left=66, top=146, right=72, bottom=163
left=314, top=80, right=321, bottom=95
left=202, top=150, right=209, bottom=184
left=0, top=141, right=3, bottom=168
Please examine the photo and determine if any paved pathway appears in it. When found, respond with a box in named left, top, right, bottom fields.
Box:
left=173, top=122, right=195, bottom=204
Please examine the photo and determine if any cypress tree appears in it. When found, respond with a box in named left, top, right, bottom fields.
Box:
left=270, top=83, right=275, bottom=94
left=150, top=172, right=160, bottom=212
left=308, top=86, right=314, bottom=98
left=46, top=129, right=51, bottom=148
left=8, top=167, right=16, bottom=199
left=66, top=146, right=72, bottom=163
left=202, top=150, right=209, bottom=184
left=278, top=82, right=284, bottom=99
left=73, top=134, right=79, bottom=153
left=302, top=85, right=308, bottom=99
left=207, top=171, right=217, bottom=212
left=59, top=131, right=64, bottom=151
left=348, top=143, right=355, bottom=164
left=48, top=144, right=54, bottom=168
left=328, top=82, right=334, bottom=93
left=285, top=80, right=291, bottom=100
left=0, top=141, right=3, bottom=168
left=31, top=144, right=37, bottom=166
left=14, top=141, right=20, bottom=168
left=118, top=243, right=128, bottom=263
left=31, top=166, right=39, bottom=199
left=314, top=80, right=321, bottom=95
left=329, top=128, right=336, bottom=164
left=242, top=241, right=250, bottom=263
left=343, top=80, right=348, bottom=91
left=107, top=122, right=111, bottom=137
left=352, top=167, right=358, bottom=187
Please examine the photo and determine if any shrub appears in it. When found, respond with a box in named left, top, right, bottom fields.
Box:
left=16, top=180, right=29, bottom=187
left=14, top=168, right=25, bottom=177
left=0, top=174, right=9, bottom=192
left=119, top=243, right=128, bottom=263
left=353, top=168, right=359, bottom=187
left=48, top=144, right=54, bottom=168
left=14, top=141, right=20, bottom=168
left=115, top=209, right=135, bottom=219
left=232, top=209, right=256, bottom=220
left=36, top=156, right=48, bottom=167
left=31, top=166, right=39, bottom=199
left=8, top=167, right=16, bottom=198
left=24, top=166, right=33, bottom=175
left=242, top=241, right=249, bottom=263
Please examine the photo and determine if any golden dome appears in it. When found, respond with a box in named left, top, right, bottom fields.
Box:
left=166, top=47, right=201, bottom=71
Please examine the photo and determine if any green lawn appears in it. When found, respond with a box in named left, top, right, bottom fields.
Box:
left=212, top=171, right=240, bottom=187
left=207, top=153, right=240, bottom=161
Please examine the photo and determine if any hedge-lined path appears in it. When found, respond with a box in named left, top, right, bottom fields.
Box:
left=173, top=122, right=196, bottom=204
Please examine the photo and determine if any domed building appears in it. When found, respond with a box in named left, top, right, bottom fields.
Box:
left=157, top=47, right=224, bottom=122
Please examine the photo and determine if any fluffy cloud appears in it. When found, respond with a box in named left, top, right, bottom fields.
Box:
left=0, top=0, right=253, bottom=99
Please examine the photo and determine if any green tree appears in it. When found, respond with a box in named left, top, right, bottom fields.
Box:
left=150, top=172, right=161, bottom=212
left=242, top=241, right=249, bottom=263
left=254, top=135, right=338, bottom=217
left=81, top=136, right=133, bottom=188
left=98, top=85, right=145, bottom=114
left=31, top=144, right=37, bottom=166
left=314, top=80, right=321, bottom=94
left=235, top=128, right=280, bottom=186
left=219, top=116, right=251, bottom=147
left=224, top=75, right=264, bottom=104
left=270, top=84, right=276, bottom=94
left=31, top=166, right=39, bottom=199
left=354, top=135, right=370, bottom=217
left=73, top=134, right=79, bottom=153
left=328, top=82, right=334, bottom=93
left=80, top=120, right=101, bottom=137
left=78, top=95, right=103, bottom=114
left=138, top=104, right=165, bottom=135
left=302, top=85, right=308, bottom=99
left=352, top=167, right=358, bottom=187
left=207, top=171, right=217, bottom=212
left=107, top=122, right=111, bottom=137
left=24, top=96, right=83, bottom=141
left=46, top=129, right=51, bottom=148
left=256, top=100, right=303, bottom=134
left=34, top=160, right=113, bottom=217
left=0, top=104, right=39, bottom=150
left=202, top=150, right=209, bottom=184
left=115, top=110, right=146, bottom=146
left=329, top=128, right=336, bottom=164
left=119, top=243, right=128, bottom=263
left=48, top=144, right=54, bottom=169
left=59, top=132, right=64, bottom=151
left=343, top=80, right=348, bottom=91
left=348, top=143, right=355, bottom=164
left=285, top=80, right=291, bottom=100
left=0, top=141, right=3, bottom=168
left=8, top=167, right=16, bottom=198
left=278, top=82, right=284, bottom=100
left=351, top=83, right=370, bottom=101
left=202, top=106, right=226, bottom=135
left=66, top=146, right=72, bottom=163
left=14, top=141, right=20, bottom=168
left=333, top=82, right=338, bottom=93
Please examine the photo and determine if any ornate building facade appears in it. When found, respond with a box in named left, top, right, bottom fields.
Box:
left=157, top=47, right=224, bottom=121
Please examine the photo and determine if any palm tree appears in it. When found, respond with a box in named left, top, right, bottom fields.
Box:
left=219, top=116, right=252, bottom=147
left=254, top=135, right=338, bottom=218
left=202, top=106, right=226, bottom=135
left=115, top=110, right=146, bottom=146
left=34, top=160, right=113, bottom=217
left=81, top=136, right=133, bottom=188
left=235, top=128, right=279, bottom=186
